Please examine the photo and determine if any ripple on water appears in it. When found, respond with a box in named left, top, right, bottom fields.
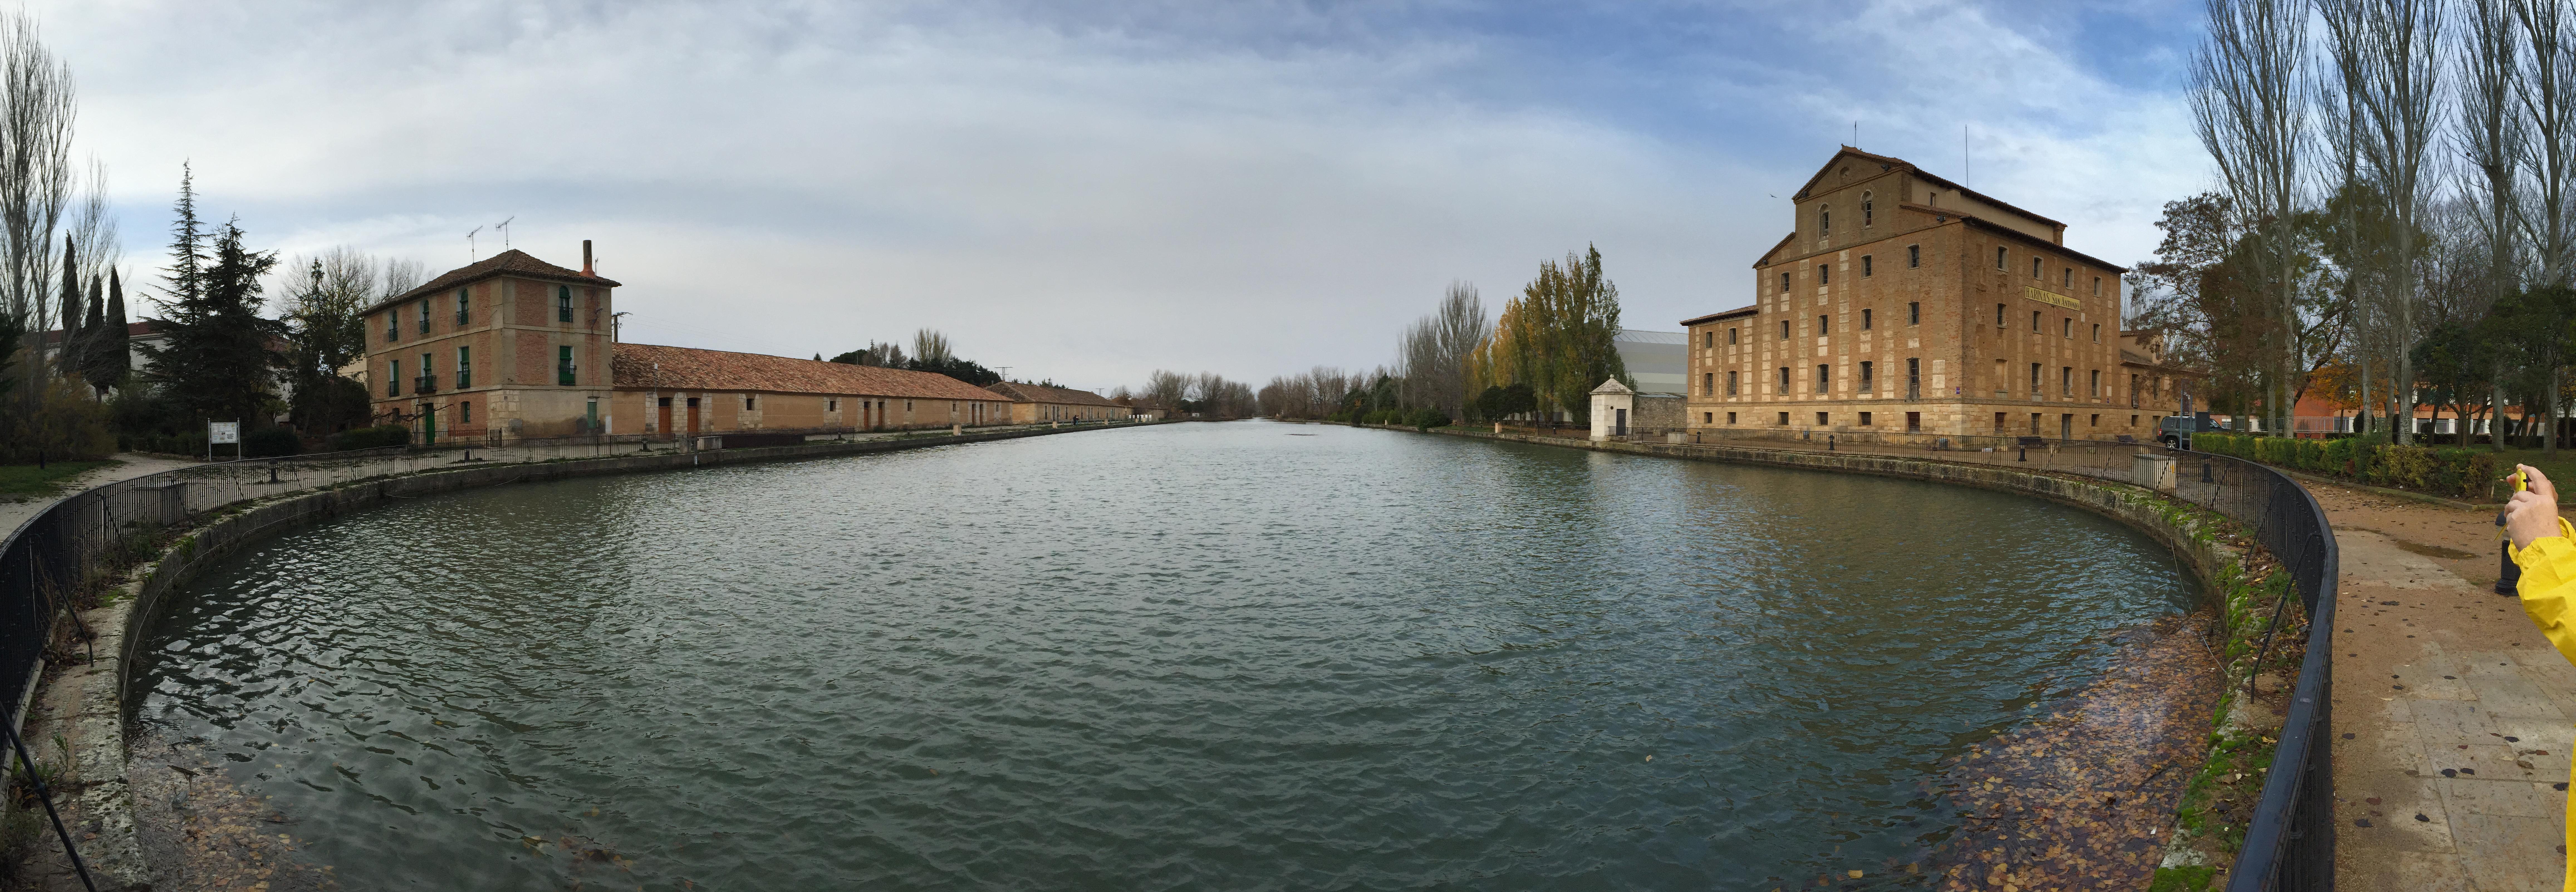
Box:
left=135, top=422, right=2194, bottom=890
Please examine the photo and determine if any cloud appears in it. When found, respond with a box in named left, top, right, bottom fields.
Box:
left=36, top=0, right=2209, bottom=390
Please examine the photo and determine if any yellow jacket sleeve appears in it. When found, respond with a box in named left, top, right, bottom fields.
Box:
left=2513, top=518, right=2576, bottom=666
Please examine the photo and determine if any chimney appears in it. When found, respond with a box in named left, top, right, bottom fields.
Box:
left=582, top=240, right=594, bottom=276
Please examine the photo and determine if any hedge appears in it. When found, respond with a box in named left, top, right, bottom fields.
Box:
left=328, top=424, right=413, bottom=452
left=2191, top=432, right=2498, bottom=499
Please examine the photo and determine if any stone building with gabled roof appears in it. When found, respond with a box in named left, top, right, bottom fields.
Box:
left=362, top=243, right=619, bottom=441
left=1679, top=146, right=2188, bottom=442
left=983, top=380, right=1122, bottom=423
left=609, top=343, right=1015, bottom=435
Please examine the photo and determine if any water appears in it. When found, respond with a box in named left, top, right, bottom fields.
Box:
left=134, top=421, right=2192, bottom=889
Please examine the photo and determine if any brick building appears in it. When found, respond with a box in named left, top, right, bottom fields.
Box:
left=609, top=343, right=1012, bottom=436
left=361, top=245, right=616, bottom=441
left=1681, top=147, right=2191, bottom=441
left=983, top=381, right=1123, bottom=423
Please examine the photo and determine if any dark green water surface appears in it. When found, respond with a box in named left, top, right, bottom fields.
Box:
left=134, top=421, right=2192, bottom=889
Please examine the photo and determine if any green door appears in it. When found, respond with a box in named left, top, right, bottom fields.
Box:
left=423, top=404, right=436, bottom=443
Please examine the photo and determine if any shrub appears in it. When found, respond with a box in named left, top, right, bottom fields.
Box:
left=14, top=377, right=112, bottom=462
left=243, top=426, right=301, bottom=458
left=329, top=424, right=411, bottom=451
left=1408, top=408, right=1451, bottom=430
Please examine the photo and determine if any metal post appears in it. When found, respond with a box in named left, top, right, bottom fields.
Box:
left=3, top=716, right=97, bottom=892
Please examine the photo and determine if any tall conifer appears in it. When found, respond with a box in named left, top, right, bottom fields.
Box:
left=84, top=267, right=125, bottom=391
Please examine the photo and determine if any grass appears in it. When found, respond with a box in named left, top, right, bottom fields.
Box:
left=0, top=460, right=113, bottom=499
left=2488, top=446, right=2576, bottom=494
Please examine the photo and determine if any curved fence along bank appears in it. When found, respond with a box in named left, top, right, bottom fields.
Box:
left=1484, top=426, right=2338, bottom=889
left=0, top=420, right=1141, bottom=884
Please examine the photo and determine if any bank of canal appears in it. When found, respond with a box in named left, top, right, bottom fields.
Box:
left=132, top=420, right=2194, bottom=889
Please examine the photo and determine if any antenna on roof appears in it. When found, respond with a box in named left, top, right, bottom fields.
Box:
left=1963, top=125, right=1970, bottom=188
left=467, top=226, right=482, bottom=262
left=1852, top=120, right=1858, bottom=148
left=495, top=216, right=514, bottom=248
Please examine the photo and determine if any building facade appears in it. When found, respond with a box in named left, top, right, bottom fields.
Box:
left=1682, top=147, right=2190, bottom=440
left=984, top=381, right=1123, bottom=423
left=360, top=245, right=617, bottom=441
left=608, top=343, right=1015, bottom=436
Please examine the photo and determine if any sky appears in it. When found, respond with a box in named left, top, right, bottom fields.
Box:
left=36, top=0, right=2212, bottom=394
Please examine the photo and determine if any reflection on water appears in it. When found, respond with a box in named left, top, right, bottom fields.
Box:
left=136, top=421, right=2191, bottom=889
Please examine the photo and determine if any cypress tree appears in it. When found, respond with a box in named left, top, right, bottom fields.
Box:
left=77, top=273, right=104, bottom=395
left=87, top=268, right=127, bottom=392
left=54, top=240, right=77, bottom=376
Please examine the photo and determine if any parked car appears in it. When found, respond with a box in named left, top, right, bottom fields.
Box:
left=2158, top=413, right=2223, bottom=450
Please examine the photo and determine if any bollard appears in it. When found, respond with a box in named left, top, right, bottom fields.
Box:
left=1827, top=434, right=1835, bottom=452
left=268, top=459, right=278, bottom=485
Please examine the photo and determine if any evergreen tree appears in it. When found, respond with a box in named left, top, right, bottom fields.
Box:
left=53, top=240, right=77, bottom=377
left=139, top=217, right=281, bottom=425
left=81, top=268, right=126, bottom=393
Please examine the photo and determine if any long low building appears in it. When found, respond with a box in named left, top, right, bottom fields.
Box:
left=609, top=343, right=1016, bottom=437
left=983, top=381, right=1124, bottom=423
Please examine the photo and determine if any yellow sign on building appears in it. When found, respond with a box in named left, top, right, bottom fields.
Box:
left=2023, top=286, right=2080, bottom=310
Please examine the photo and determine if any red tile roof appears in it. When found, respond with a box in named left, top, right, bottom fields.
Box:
left=365, top=249, right=620, bottom=316
left=984, top=380, right=1118, bottom=407
left=612, top=342, right=1005, bottom=401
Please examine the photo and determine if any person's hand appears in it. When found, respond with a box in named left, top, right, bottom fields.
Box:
left=2507, top=464, right=2562, bottom=551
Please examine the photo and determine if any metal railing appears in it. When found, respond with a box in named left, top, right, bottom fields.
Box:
left=1555, top=425, right=2339, bottom=888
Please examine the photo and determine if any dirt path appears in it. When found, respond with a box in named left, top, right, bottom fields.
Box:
left=2317, top=484, right=2574, bottom=891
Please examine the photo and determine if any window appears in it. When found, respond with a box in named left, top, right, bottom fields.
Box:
left=388, top=359, right=400, bottom=396
left=745, top=396, right=757, bottom=410
left=1862, top=309, right=1873, bottom=330
left=2093, top=276, right=2103, bottom=296
left=385, top=312, right=398, bottom=342
left=2062, top=318, right=2072, bottom=338
left=2090, top=369, right=2101, bottom=397
left=1702, top=412, right=1712, bottom=423
left=1818, top=314, right=1829, bottom=334
left=2130, top=374, right=2141, bottom=408
left=455, top=288, right=469, bottom=326
left=1908, top=302, right=1920, bottom=325
left=1862, top=255, right=1873, bottom=277
left=1814, top=364, right=1829, bottom=394
left=1906, top=411, right=1921, bottom=432
left=1728, top=412, right=1738, bottom=425
left=2032, top=310, right=2041, bottom=332
left=1778, top=411, right=1790, bottom=426
left=2090, top=413, right=2100, bottom=428
left=1996, top=303, right=2006, bottom=326
left=455, top=346, right=470, bottom=388
left=1816, top=411, right=1829, bottom=426
left=460, top=401, right=472, bottom=424
left=1777, top=367, right=1789, bottom=391
left=1859, top=361, right=1874, bottom=392
left=1726, top=371, right=1739, bottom=395
left=1780, top=321, right=1790, bottom=340
left=829, top=399, right=838, bottom=411
left=2032, top=257, right=2042, bottom=278
left=1997, top=247, right=2007, bottom=269
left=419, top=353, right=432, bottom=391
left=1728, top=327, right=1738, bottom=345
left=1818, top=263, right=1830, bottom=285
left=558, top=286, right=575, bottom=323
left=2061, top=366, right=2072, bottom=396
left=558, top=345, right=576, bottom=385
left=417, top=300, right=430, bottom=334
left=2092, top=323, right=2101, bottom=342
left=1780, top=272, right=1791, bottom=294
left=1906, top=357, right=1922, bottom=400
left=1819, top=205, right=1831, bottom=235
left=1862, top=193, right=1873, bottom=226
left=1859, top=411, right=1873, bottom=426
left=2063, top=268, right=2072, bottom=287
left=1996, top=411, right=2007, bottom=431
left=1702, top=372, right=1714, bottom=395
left=2030, top=362, right=2041, bottom=394
left=1907, top=245, right=1920, bottom=268
left=1702, top=331, right=1713, bottom=348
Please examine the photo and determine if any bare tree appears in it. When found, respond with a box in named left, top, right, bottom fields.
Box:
left=912, top=328, right=953, bottom=364
left=382, top=258, right=427, bottom=297
left=2194, top=0, right=2312, bottom=435
left=0, top=10, right=74, bottom=406
left=1143, top=369, right=1190, bottom=413
left=2321, top=0, right=2444, bottom=443
left=2523, top=0, right=2576, bottom=451
left=2461, top=0, right=2520, bottom=444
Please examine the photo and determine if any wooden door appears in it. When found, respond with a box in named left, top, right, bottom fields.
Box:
left=687, top=398, right=701, bottom=433
left=659, top=401, right=673, bottom=439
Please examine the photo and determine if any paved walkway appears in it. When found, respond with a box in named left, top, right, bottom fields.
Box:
left=2320, top=484, right=2573, bottom=891
left=0, top=453, right=200, bottom=535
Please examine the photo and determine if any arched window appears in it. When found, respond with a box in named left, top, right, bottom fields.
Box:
left=1862, top=192, right=1873, bottom=227
left=1819, top=205, right=1831, bottom=236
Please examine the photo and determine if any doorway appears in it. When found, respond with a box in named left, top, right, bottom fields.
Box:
left=686, top=397, right=701, bottom=434
left=2060, top=413, right=2073, bottom=442
left=1614, top=408, right=1627, bottom=436
left=658, top=398, right=673, bottom=439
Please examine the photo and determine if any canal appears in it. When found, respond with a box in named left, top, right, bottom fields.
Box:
left=133, top=420, right=2194, bottom=889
